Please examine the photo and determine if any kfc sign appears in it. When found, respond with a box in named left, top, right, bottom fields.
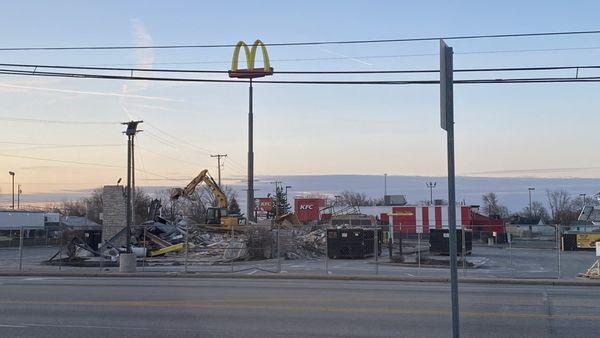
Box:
left=255, top=198, right=273, bottom=212
left=294, top=198, right=326, bottom=222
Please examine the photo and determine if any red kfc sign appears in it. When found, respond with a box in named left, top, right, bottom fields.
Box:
left=294, top=198, right=326, bottom=222
left=255, top=198, right=273, bottom=212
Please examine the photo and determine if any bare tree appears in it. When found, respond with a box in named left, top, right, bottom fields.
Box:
left=481, top=192, right=509, bottom=218
left=338, top=191, right=369, bottom=206
left=546, top=189, right=578, bottom=226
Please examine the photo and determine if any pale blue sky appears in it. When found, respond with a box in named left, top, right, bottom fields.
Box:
left=1, top=1, right=600, bottom=198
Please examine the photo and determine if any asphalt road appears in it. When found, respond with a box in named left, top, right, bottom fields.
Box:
left=0, top=277, right=598, bottom=337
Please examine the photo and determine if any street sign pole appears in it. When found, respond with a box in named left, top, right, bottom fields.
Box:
left=441, top=39, right=460, bottom=338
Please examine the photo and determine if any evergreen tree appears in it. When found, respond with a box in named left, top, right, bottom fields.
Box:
left=228, top=196, right=241, bottom=215
left=273, top=184, right=290, bottom=216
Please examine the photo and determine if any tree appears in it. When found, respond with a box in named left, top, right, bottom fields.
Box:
left=546, top=189, right=579, bottom=226
left=228, top=196, right=241, bottom=215
left=271, top=184, right=290, bottom=216
left=517, top=201, right=550, bottom=223
left=481, top=192, right=509, bottom=218
left=339, top=190, right=369, bottom=207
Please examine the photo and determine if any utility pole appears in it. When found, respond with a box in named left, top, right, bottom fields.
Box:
left=426, top=182, right=437, bottom=205
left=211, top=154, right=228, bottom=187
left=122, top=120, right=143, bottom=254
left=440, top=39, right=460, bottom=338
left=17, top=184, right=21, bottom=209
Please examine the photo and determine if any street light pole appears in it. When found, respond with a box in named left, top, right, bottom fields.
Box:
left=528, top=187, right=535, bottom=217
left=8, top=171, right=15, bottom=210
left=426, top=182, right=437, bottom=205
left=17, top=184, right=21, bottom=209
left=384, top=173, right=387, bottom=197
left=247, top=78, right=255, bottom=222
left=580, top=193, right=588, bottom=232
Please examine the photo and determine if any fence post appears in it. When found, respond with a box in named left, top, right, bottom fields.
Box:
left=184, top=223, right=189, bottom=273
left=374, top=226, right=379, bottom=275
left=277, top=223, right=281, bottom=273
left=325, top=227, right=329, bottom=275
left=18, top=225, right=24, bottom=270
left=230, top=223, right=234, bottom=273
left=556, top=225, right=561, bottom=279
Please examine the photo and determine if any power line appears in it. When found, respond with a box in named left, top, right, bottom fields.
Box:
left=73, top=45, right=600, bottom=67
left=1, top=29, right=600, bottom=51
left=5, top=62, right=600, bottom=75
left=3, top=67, right=600, bottom=85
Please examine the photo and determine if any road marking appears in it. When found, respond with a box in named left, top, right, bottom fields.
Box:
left=0, top=324, right=28, bottom=328
left=247, top=270, right=258, bottom=275
left=2, top=299, right=599, bottom=321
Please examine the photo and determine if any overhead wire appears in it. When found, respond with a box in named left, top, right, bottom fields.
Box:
left=5, top=62, right=600, bottom=75
left=0, top=29, right=600, bottom=51
left=2, top=67, right=600, bottom=85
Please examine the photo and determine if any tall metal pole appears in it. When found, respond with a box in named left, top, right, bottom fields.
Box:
left=247, top=78, right=255, bottom=222
left=528, top=187, right=534, bottom=216
left=131, top=135, right=135, bottom=226
left=441, top=39, right=460, bottom=338
left=17, top=184, right=21, bottom=209
left=384, top=173, right=387, bottom=197
left=9, top=171, right=15, bottom=210
left=126, top=136, right=132, bottom=253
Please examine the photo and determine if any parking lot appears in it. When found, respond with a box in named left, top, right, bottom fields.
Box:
left=0, top=243, right=595, bottom=280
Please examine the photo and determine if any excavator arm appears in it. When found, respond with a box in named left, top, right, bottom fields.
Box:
left=170, top=169, right=228, bottom=209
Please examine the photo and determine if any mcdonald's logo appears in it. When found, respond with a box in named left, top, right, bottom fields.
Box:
left=228, top=39, right=274, bottom=79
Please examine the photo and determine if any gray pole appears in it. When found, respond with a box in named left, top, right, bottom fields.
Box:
left=131, top=135, right=135, bottom=226
left=384, top=173, right=387, bottom=197
left=441, top=39, right=460, bottom=338
left=18, top=225, right=24, bottom=270
left=10, top=172, right=15, bottom=210
left=126, top=136, right=132, bottom=253
left=17, top=184, right=21, bottom=209
left=528, top=188, right=533, bottom=216
left=247, top=79, right=255, bottom=222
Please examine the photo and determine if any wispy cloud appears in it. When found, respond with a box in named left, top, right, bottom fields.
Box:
left=318, top=47, right=373, bottom=66
left=0, top=82, right=180, bottom=102
left=121, top=18, right=155, bottom=120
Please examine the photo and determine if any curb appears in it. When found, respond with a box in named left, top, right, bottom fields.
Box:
left=1, top=271, right=599, bottom=286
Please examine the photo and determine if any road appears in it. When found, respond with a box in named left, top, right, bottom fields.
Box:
left=0, top=277, right=598, bottom=337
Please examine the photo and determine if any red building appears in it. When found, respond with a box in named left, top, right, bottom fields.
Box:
left=294, top=198, right=326, bottom=223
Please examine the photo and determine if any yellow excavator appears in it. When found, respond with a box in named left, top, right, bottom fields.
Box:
left=170, top=169, right=240, bottom=228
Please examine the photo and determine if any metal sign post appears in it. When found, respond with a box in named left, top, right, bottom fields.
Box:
left=441, top=39, right=460, bottom=338
left=416, top=226, right=422, bottom=273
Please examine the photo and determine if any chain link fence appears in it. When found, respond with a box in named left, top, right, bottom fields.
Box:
left=0, top=222, right=594, bottom=279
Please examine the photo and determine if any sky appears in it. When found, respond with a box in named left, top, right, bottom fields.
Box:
left=0, top=1, right=600, bottom=207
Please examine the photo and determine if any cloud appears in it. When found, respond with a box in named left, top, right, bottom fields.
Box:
left=0, top=82, right=180, bottom=102
left=121, top=18, right=155, bottom=120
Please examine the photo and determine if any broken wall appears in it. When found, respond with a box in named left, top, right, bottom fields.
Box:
left=102, top=185, right=126, bottom=245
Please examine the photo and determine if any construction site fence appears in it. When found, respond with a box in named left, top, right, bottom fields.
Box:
left=0, top=223, right=589, bottom=280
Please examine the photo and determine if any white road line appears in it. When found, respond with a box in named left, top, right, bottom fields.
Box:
left=247, top=269, right=258, bottom=275
left=0, top=324, right=28, bottom=328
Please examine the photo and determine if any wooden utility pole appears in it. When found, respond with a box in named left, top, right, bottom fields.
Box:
left=210, top=154, right=227, bottom=187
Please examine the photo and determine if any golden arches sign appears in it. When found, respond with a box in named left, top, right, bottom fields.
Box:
left=229, top=39, right=273, bottom=78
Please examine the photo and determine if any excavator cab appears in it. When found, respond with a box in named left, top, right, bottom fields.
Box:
left=206, top=207, right=228, bottom=224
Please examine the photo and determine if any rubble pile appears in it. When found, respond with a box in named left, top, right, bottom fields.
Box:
left=283, top=228, right=326, bottom=259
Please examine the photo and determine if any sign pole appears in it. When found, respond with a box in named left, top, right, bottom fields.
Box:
left=441, top=39, right=460, bottom=338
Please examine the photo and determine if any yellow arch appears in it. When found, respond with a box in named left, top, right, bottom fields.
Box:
left=248, top=39, right=271, bottom=71
left=230, top=39, right=272, bottom=72
left=231, top=41, right=251, bottom=72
